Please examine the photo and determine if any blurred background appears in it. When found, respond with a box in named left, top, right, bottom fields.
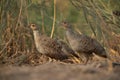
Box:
left=0, top=0, right=120, bottom=64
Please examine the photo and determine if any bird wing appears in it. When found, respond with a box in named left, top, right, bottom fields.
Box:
left=39, top=36, right=69, bottom=60
left=77, top=35, right=95, bottom=53
left=57, top=40, right=79, bottom=58
left=39, top=36, right=62, bottom=54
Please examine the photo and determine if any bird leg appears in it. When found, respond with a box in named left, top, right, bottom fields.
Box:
left=75, top=52, right=84, bottom=62
left=83, top=53, right=93, bottom=64
left=84, top=54, right=90, bottom=64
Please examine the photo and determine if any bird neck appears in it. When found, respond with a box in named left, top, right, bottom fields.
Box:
left=66, top=26, right=74, bottom=35
left=33, top=30, right=42, bottom=45
left=33, top=30, right=41, bottom=37
left=66, top=26, right=77, bottom=40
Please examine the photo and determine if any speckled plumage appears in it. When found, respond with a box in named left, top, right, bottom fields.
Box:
left=57, top=39, right=79, bottom=58
left=30, top=24, right=68, bottom=60
left=61, top=22, right=107, bottom=62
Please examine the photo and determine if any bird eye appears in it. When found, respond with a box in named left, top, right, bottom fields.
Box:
left=31, top=24, right=35, bottom=27
left=64, top=22, right=67, bottom=24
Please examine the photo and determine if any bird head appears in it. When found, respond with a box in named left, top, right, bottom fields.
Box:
left=30, top=24, right=38, bottom=31
left=61, top=21, right=71, bottom=29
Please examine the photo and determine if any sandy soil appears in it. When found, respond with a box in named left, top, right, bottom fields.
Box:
left=0, top=61, right=120, bottom=80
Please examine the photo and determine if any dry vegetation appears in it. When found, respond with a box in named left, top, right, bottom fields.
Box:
left=0, top=0, right=120, bottom=80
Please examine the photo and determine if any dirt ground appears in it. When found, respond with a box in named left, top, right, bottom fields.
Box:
left=0, top=60, right=120, bottom=80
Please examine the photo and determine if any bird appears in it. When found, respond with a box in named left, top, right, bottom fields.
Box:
left=56, top=39, right=79, bottom=58
left=61, top=21, right=107, bottom=63
left=30, top=24, right=77, bottom=61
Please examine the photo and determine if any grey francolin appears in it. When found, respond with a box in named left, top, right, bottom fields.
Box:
left=61, top=22, right=107, bottom=63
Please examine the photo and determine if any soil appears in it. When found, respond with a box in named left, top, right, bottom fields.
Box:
left=0, top=60, right=120, bottom=80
